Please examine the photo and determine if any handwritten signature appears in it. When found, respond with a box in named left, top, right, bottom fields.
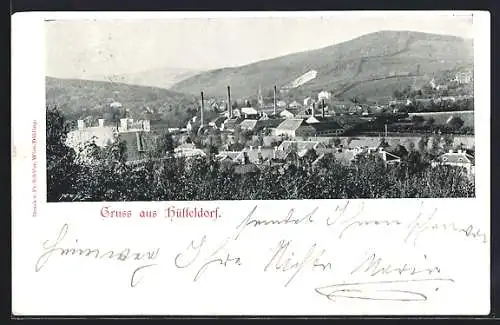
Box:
left=315, top=278, right=455, bottom=302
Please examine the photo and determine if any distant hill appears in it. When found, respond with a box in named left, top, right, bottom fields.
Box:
left=171, top=30, right=473, bottom=101
left=84, top=67, right=203, bottom=90
left=46, top=77, right=199, bottom=128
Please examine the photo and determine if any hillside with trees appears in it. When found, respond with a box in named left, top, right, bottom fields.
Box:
left=46, top=77, right=200, bottom=128
left=171, top=30, right=473, bottom=100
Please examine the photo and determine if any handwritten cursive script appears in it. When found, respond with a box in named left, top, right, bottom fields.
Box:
left=35, top=224, right=160, bottom=287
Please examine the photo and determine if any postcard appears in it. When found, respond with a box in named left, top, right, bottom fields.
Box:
left=11, top=11, right=490, bottom=316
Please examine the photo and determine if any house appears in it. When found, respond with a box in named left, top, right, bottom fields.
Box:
left=348, top=105, right=364, bottom=115
left=273, top=119, right=317, bottom=138
left=318, top=91, right=332, bottom=101
left=148, top=120, right=171, bottom=132
left=312, top=150, right=357, bottom=169
left=66, top=126, right=116, bottom=149
left=209, top=116, right=227, bottom=129
left=309, top=121, right=344, bottom=136
left=239, top=119, right=259, bottom=131
left=276, top=100, right=287, bottom=108
left=279, top=109, right=295, bottom=119
left=221, top=117, right=243, bottom=132
left=306, top=115, right=328, bottom=124
left=346, top=138, right=385, bottom=151
left=109, top=101, right=123, bottom=108
left=224, top=108, right=242, bottom=118
left=236, top=147, right=276, bottom=165
left=116, top=118, right=151, bottom=133
left=303, top=97, right=314, bottom=107
left=216, top=151, right=241, bottom=161
left=454, top=71, right=473, bottom=84
left=241, top=107, right=259, bottom=115
left=231, top=151, right=261, bottom=176
left=216, top=151, right=241, bottom=170
left=278, top=140, right=326, bottom=154
left=433, top=149, right=475, bottom=174
left=372, top=148, right=401, bottom=165
left=174, top=143, right=206, bottom=158
left=254, top=118, right=284, bottom=133
left=289, top=100, right=301, bottom=109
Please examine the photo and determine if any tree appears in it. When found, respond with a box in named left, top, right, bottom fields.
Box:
left=46, top=106, right=79, bottom=201
left=447, top=116, right=464, bottom=130
left=301, top=148, right=319, bottom=167
left=150, top=130, right=175, bottom=158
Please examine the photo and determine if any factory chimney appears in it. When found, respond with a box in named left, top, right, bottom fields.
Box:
left=322, top=99, right=326, bottom=118
left=311, top=103, right=315, bottom=117
left=273, top=85, right=277, bottom=115
left=227, top=85, right=232, bottom=119
left=200, top=91, right=205, bottom=126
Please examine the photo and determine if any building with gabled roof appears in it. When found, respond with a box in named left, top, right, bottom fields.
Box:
left=239, top=119, right=259, bottom=131
left=278, top=140, right=326, bottom=153
left=346, top=137, right=385, bottom=151
left=373, top=148, right=401, bottom=165
left=312, top=150, right=357, bottom=169
left=303, top=96, right=314, bottom=107
left=433, top=149, right=475, bottom=175
left=309, top=121, right=344, bottom=136
left=241, top=107, right=259, bottom=115
left=221, top=117, right=244, bottom=132
left=279, top=109, right=295, bottom=119
left=209, top=116, right=227, bottom=129
left=273, top=118, right=306, bottom=137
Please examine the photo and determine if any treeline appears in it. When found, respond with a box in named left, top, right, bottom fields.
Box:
left=347, top=114, right=473, bottom=136
left=47, top=107, right=475, bottom=202
left=399, top=98, right=474, bottom=114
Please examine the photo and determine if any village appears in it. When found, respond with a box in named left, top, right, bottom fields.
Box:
left=63, top=69, right=475, bottom=179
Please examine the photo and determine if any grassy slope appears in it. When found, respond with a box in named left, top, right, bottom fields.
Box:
left=171, top=30, right=473, bottom=100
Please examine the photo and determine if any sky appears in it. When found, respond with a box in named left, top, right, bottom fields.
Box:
left=45, top=12, right=474, bottom=79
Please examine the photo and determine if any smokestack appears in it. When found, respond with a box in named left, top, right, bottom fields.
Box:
left=322, top=99, right=325, bottom=118
left=200, top=91, right=205, bottom=126
left=273, top=85, right=277, bottom=115
left=384, top=123, right=388, bottom=137
left=227, top=86, right=232, bottom=119
left=311, top=103, right=315, bottom=117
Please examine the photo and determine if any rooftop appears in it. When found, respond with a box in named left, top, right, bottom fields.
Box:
left=278, top=140, right=325, bottom=152
left=275, top=118, right=306, bottom=131
left=437, top=151, right=475, bottom=165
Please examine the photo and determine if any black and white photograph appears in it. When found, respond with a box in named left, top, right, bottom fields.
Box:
left=45, top=14, right=475, bottom=202
left=12, top=11, right=490, bottom=317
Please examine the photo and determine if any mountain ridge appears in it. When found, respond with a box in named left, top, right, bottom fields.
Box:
left=170, top=30, right=473, bottom=100
left=52, top=67, right=203, bottom=90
